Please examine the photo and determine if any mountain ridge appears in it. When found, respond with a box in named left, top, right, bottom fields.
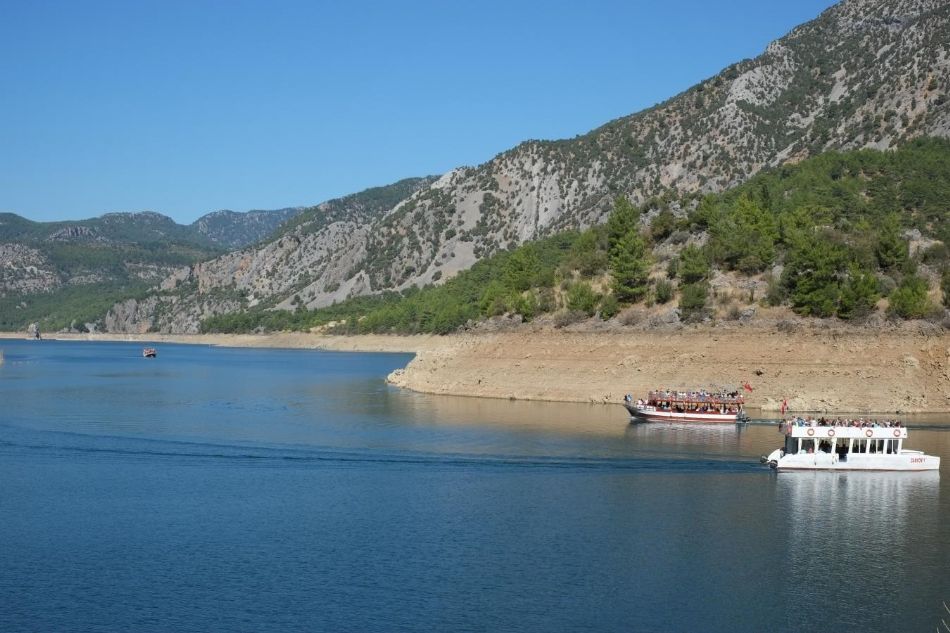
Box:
left=4, top=0, right=950, bottom=333
left=111, top=0, right=950, bottom=334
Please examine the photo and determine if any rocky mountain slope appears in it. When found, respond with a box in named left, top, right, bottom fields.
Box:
left=100, top=0, right=950, bottom=332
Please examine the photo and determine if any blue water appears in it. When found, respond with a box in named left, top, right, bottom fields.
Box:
left=1, top=340, right=948, bottom=632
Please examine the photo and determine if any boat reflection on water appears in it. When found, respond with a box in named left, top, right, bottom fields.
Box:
left=623, top=419, right=748, bottom=453
left=779, top=470, right=940, bottom=528
left=773, top=470, right=942, bottom=632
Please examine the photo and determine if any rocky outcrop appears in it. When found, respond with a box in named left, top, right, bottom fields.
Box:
left=104, top=297, right=161, bottom=334
left=0, top=244, right=60, bottom=294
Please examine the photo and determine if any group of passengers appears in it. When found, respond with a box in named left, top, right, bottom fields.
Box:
left=782, top=416, right=903, bottom=456
left=785, top=416, right=904, bottom=428
left=645, top=388, right=743, bottom=403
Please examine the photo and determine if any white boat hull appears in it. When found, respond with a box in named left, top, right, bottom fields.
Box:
left=765, top=449, right=940, bottom=471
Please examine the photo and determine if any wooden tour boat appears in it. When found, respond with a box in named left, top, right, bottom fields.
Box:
left=623, top=389, right=749, bottom=424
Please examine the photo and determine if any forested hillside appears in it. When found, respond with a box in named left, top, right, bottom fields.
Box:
left=109, top=0, right=950, bottom=333
left=201, top=139, right=950, bottom=334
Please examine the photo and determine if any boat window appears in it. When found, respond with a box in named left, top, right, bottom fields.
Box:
left=835, top=440, right=848, bottom=460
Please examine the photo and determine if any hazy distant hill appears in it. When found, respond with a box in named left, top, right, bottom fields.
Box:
left=191, top=207, right=303, bottom=249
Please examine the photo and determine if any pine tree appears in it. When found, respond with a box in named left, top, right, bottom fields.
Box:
left=875, top=213, right=909, bottom=270
left=677, top=244, right=710, bottom=284
left=838, top=265, right=878, bottom=320
left=782, top=235, right=845, bottom=317
left=606, top=197, right=640, bottom=256
left=610, top=230, right=650, bottom=303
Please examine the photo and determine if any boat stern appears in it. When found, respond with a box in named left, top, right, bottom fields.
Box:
left=761, top=448, right=783, bottom=469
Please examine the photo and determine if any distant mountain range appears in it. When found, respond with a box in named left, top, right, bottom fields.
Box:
left=0, top=207, right=301, bottom=330
left=2, top=0, right=949, bottom=333
left=0, top=205, right=302, bottom=292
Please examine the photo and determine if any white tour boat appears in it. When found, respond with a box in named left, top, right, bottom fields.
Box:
left=623, top=389, right=749, bottom=424
left=762, top=420, right=940, bottom=471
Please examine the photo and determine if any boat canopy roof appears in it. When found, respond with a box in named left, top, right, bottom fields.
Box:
left=646, top=390, right=745, bottom=405
left=783, top=424, right=907, bottom=440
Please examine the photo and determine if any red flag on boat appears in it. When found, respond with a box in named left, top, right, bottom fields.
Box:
left=743, top=382, right=753, bottom=392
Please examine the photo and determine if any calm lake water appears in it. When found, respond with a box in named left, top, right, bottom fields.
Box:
left=1, top=340, right=948, bottom=633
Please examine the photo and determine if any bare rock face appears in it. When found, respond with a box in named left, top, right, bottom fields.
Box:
left=104, top=297, right=160, bottom=334
left=107, top=0, right=950, bottom=332
left=47, top=226, right=97, bottom=241
left=0, top=244, right=61, bottom=294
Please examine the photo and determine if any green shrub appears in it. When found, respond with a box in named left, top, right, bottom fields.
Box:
left=679, top=281, right=709, bottom=321
left=921, top=243, right=949, bottom=266
left=763, top=273, right=784, bottom=306
left=655, top=279, right=673, bottom=304
left=567, top=229, right=608, bottom=276
left=599, top=293, right=620, bottom=320
left=877, top=274, right=897, bottom=297
left=512, top=292, right=538, bottom=320
left=566, top=282, right=601, bottom=316
left=650, top=210, right=676, bottom=242
left=887, top=275, right=931, bottom=319
left=537, top=287, right=558, bottom=313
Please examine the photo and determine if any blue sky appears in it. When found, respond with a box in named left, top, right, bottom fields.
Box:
left=1, top=0, right=838, bottom=224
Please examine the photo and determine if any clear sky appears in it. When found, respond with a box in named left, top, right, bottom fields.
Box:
left=1, top=0, right=838, bottom=224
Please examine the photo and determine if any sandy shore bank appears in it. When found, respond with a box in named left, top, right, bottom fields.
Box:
left=386, top=327, right=950, bottom=414
left=3, top=326, right=949, bottom=413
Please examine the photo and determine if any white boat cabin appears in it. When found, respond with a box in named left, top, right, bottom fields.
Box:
left=764, top=421, right=940, bottom=471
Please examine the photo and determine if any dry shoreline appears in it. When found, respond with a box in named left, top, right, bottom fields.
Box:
left=0, top=331, right=436, bottom=354
left=2, top=327, right=949, bottom=414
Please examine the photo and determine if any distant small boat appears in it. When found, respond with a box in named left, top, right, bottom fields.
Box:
left=142, top=347, right=157, bottom=358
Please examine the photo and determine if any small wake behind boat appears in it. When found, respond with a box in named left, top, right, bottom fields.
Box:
left=623, top=389, right=748, bottom=424
left=142, top=347, right=157, bottom=358
left=762, top=420, right=940, bottom=471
